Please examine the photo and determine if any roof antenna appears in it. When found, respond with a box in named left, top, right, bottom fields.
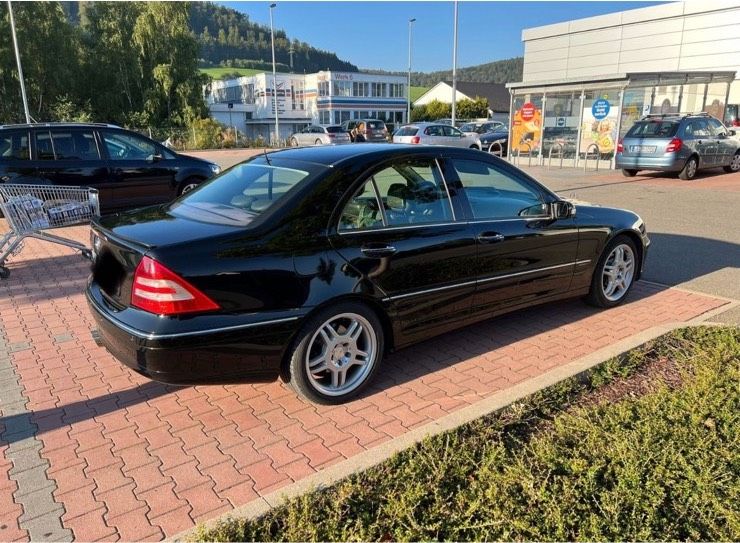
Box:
left=263, top=147, right=271, bottom=165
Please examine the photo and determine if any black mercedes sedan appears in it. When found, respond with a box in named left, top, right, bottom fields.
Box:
left=87, top=144, right=649, bottom=404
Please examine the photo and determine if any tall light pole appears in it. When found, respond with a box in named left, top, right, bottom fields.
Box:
left=451, top=1, right=458, bottom=125
left=407, top=18, right=416, bottom=124
left=269, top=3, right=279, bottom=146
left=7, top=0, right=30, bottom=123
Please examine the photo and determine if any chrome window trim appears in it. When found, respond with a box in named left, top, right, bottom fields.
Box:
left=435, top=157, right=457, bottom=222
left=383, top=259, right=592, bottom=301
left=338, top=221, right=461, bottom=236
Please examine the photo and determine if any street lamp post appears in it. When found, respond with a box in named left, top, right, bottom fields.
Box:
left=7, top=0, right=30, bottom=123
left=407, top=18, right=416, bottom=124
left=269, top=3, right=279, bottom=146
left=451, top=1, right=458, bottom=125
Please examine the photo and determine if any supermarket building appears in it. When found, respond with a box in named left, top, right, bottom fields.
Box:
left=205, top=71, right=407, bottom=142
left=507, top=0, right=740, bottom=168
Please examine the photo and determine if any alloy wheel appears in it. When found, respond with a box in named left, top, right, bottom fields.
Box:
left=686, top=158, right=697, bottom=179
left=305, top=313, right=377, bottom=397
left=731, top=153, right=740, bottom=171
left=601, top=244, right=635, bottom=302
left=181, top=183, right=198, bottom=194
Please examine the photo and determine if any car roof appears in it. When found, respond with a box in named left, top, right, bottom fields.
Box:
left=266, top=143, right=463, bottom=166
left=0, top=122, right=121, bottom=130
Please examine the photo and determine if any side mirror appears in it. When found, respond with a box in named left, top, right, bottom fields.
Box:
left=552, top=200, right=575, bottom=219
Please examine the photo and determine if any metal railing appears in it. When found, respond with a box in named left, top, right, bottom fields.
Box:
left=488, top=141, right=505, bottom=157
left=547, top=142, right=565, bottom=169
left=513, top=142, right=533, bottom=167
left=583, top=143, right=600, bottom=172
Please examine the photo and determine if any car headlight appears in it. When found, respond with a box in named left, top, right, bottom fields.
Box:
left=210, top=163, right=221, bottom=175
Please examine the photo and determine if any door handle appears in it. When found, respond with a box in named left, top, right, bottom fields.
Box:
left=477, top=232, right=505, bottom=243
left=361, top=245, right=397, bottom=258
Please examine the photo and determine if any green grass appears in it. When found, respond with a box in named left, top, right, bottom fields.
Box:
left=410, top=85, right=430, bottom=102
left=195, top=326, right=740, bottom=542
left=200, top=67, right=264, bottom=80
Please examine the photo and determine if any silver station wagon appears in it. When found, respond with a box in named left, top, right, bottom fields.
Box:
left=616, top=113, right=740, bottom=180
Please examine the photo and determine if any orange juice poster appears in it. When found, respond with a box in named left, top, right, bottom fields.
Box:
left=511, top=102, right=542, bottom=154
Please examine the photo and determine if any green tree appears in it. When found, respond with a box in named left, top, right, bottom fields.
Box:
left=457, top=97, right=489, bottom=119
left=410, top=104, right=428, bottom=122
left=425, top=100, right=452, bottom=121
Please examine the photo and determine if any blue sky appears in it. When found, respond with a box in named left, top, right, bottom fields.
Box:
left=221, top=1, right=664, bottom=73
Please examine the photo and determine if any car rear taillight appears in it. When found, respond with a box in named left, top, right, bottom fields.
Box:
left=617, top=139, right=623, bottom=153
left=327, top=133, right=335, bottom=138
left=131, top=256, right=219, bottom=316
left=665, top=138, right=682, bottom=153
left=410, top=136, right=420, bottom=144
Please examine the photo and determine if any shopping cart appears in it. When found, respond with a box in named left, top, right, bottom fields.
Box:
left=0, top=184, right=99, bottom=279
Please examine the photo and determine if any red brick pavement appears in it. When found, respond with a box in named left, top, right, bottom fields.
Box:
left=0, top=224, right=729, bottom=541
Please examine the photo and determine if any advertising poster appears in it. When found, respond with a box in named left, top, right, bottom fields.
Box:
left=511, top=101, right=542, bottom=154
left=580, top=99, right=619, bottom=155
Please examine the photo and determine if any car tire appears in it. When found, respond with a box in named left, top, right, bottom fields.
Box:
left=178, top=177, right=201, bottom=195
left=290, top=137, right=299, bottom=147
left=584, top=235, right=639, bottom=309
left=678, top=156, right=699, bottom=180
left=287, top=301, right=384, bottom=404
left=314, top=139, right=322, bottom=146
left=622, top=169, right=638, bottom=177
left=723, top=151, right=740, bottom=173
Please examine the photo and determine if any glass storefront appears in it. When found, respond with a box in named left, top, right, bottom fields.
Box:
left=542, top=91, right=580, bottom=159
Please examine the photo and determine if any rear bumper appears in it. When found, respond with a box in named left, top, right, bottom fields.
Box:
left=616, top=154, right=684, bottom=172
left=86, top=282, right=303, bottom=384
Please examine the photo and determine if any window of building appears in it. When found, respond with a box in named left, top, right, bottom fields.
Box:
left=353, top=82, right=369, bottom=97
left=318, top=81, right=329, bottom=97
left=340, top=111, right=350, bottom=122
left=319, top=111, right=330, bottom=124
left=333, top=111, right=341, bottom=124
left=333, top=81, right=351, bottom=97
left=389, top=84, right=405, bottom=98
left=371, top=83, right=387, bottom=97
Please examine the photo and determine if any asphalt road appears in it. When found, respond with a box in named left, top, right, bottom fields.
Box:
left=189, top=149, right=740, bottom=320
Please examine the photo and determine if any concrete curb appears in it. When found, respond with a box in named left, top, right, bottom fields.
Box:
left=172, top=296, right=736, bottom=542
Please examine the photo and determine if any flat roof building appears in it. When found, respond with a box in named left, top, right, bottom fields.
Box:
left=508, top=0, right=740, bottom=168
left=205, top=71, right=407, bottom=143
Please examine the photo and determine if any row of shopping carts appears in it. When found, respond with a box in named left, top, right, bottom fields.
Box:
left=0, top=184, right=99, bottom=279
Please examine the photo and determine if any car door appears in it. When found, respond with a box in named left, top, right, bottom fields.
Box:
left=689, top=119, right=717, bottom=167
left=445, top=157, right=580, bottom=317
left=329, top=154, right=477, bottom=342
left=708, top=117, right=733, bottom=166
left=99, top=129, right=176, bottom=209
left=443, top=126, right=465, bottom=147
left=0, top=129, right=37, bottom=185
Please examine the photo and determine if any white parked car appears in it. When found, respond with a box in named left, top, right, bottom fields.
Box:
left=289, top=125, right=351, bottom=146
left=392, top=123, right=481, bottom=149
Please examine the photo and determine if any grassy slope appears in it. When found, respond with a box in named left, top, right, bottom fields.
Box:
left=200, top=67, right=264, bottom=80
left=195, top=326, right=740, bottom=541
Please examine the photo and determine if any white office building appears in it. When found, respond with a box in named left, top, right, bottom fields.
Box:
left=507, top=0, right=740, bottom=168
left=205, top=71, right=407, bottom=142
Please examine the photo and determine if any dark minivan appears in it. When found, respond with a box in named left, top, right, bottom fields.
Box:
left=0, top=123, right=220, bottom=213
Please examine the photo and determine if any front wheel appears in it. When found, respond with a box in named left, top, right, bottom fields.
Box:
left=179, top=177, right=201, bottom=195
left=585, top=235, right=638, bottom=308
left=679, top=156, right=698, bottom=180
left=622, top=169, right=638, bottom=177
left=290, top=137, right=299, bottom=147
left=287, top=302, right=384, bottom=404
left=723, top=151, right=740, bottom=173
left=314, top=138, right=322, bottom=146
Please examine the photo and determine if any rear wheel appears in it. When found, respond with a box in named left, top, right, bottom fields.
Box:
left=622, top=169, right=638, bottom=177
left=287, top=302, right=384, bottom=404
left=585, top=235, right=638, bottom=308
left=723, top=151, right=740, bottom=173
left=290, top=137, right=299, bottom=147
left=314, top=138, right=322, bottom=146
left=679, top=156, right=698, bottom=180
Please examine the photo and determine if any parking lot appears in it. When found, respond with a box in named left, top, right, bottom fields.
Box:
left=0, top=157, right=738, bottom=541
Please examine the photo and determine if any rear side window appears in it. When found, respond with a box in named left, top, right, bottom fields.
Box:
left=35, top=132, right=55, bottom=160
left=626, top=121, right=679, bottom=138
left=395, top=126, right=418, bottom=137
left=0, top=131, right=29, bottom=160
left=51, top=131, right=100, bottom=160
left=172, top=163, right=311, bottom=225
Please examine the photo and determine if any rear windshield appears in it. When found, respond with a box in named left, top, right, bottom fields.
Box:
left=326, top=126, right=345, bottom=133
left=395, top=126, right=418, bottom=136
left=367, top=121, right=385, bottom=129
left=626, top=121, right=679, bottom=139
left=171, top=163, right=310, bottom=225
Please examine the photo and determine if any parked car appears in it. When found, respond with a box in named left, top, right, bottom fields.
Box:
left=479, top=127, right=509, bottom=156
left=459, top=121, right=505, bottom=136
left=340, top=120, right=359, bottom=142
left=351, top=119, right=388, bottom=143
left=433, top=118, right=454, bottom=126
left=289, top=125, right=351, bottom=147
left=616, top=113, right=740, bottom=179
left=87, top=144, right=649, bottom=404
left=393, top=122, right=481, bottom=149
left=0, top=123, right=219, bottom=214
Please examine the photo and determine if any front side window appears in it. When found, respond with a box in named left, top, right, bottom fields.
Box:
left=707, top=118, right=727, bottom=136
left=452, top=159, right=548, bottom=220
left=34, top=132, right=55, bottom=160
left=102, top=130, right=159, bottom=160
left=682, top=119, right=711, bottom=139
left=444, top=126, right=463, bottom=137
left=339, top=159, right=453, bottom=231
left=173, top=163, right=311, bottom=225
left=0, top=131, right=29, bottom=161
left=51, top=131, right=100, bottom=160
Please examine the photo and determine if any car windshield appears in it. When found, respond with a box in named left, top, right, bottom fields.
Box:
left=460, top=123, right=479, bottom=132
left=626, top=120, right=680, bottom=138
left=367, top=121, right=385, bottom=129
left=170, top=163, right=310, bottom=226
left=326, top=126, right=344, bottom=133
